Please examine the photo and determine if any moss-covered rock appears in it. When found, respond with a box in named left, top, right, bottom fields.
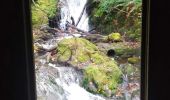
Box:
left=128, top=56, right=140, bottom=64
left=83, top=61, right=122, bottom=96
left=107, top=33, right=122, bottom=42
left=56, top=38, right=122, bottom=97
left=56, top=38, right=100, bottom=67
left=112, top=42, right=140, bottom=58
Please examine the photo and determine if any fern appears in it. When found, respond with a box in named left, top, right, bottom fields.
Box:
left=91, top=0, right=142, bottom=41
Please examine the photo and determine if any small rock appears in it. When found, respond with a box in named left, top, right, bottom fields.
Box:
left=108, top=33, right=122, bottom=42
left=128, top=56, right=140, bottom=64
left=88, top=81, right=97, bottom=92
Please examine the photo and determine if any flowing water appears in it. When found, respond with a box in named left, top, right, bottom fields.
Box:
left=35, top=34, right=107, bottom=100
left=59, top=0, right=89, bottom=31
left=35, top=54, right=106, bottom=100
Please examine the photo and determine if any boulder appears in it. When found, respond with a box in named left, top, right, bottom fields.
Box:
left=56, top=38, right=122, bottom=97
left=83, top=61, right=122, bottom=96
left=107, top=33, right=122, bottom=42
left=128, top=56, right=140, bottom=64
left=56, top=38, right=99, bottom=68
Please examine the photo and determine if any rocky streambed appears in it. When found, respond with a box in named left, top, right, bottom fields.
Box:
left=34, top=30, right=141, bottom=100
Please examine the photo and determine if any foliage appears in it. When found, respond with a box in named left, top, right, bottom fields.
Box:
left=32, top=6, right=48, bottom=28
left=31, top=0, right=58, bottom=27
left=94, top=0, right=141, bottom=18
left=90, top=0, right=142, bottom=41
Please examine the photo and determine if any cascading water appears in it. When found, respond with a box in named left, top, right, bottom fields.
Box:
left=36, top=56, right=106, bottom=100
left=59, top=0, right=89, bottom=31
left=35, top=37, right=106, bottom=100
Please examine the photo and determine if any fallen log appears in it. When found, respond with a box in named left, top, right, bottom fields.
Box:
left=50, top=28, right=64, bottom=33
left=67, top=23, right=90, bottom=35
left=83, top=34, right=107, bottom=43
left=88, top=27, right=96, bottom=33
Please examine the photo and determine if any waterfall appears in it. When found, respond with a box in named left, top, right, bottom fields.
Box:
left=59, top=0, right=89, bottom=31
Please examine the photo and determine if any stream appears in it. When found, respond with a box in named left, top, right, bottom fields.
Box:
left=36, top=55, right=106, bottom=100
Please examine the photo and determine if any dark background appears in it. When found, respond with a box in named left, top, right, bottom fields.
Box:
left=148, top=0, right=170, bottom=100
left=1, top=0, right=170, bottom=100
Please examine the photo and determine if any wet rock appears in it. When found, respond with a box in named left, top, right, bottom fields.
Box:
left=96, top=43, right=111, bottom=54
left=87, top=81, right=97, bottom=92
left=103, top=85, right=112, bottom=97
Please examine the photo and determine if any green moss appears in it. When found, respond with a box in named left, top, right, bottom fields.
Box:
left=77, top=53, right=90, bottom=63
left=83, top=61, right=122, bottom=96
left=115, top=48, right=136, bottom=57
left=91, top=53, right=109, bottom=64
left=32, top=6, right=48, bottom=28
left=121, top=63, right=135, bottom=75
left=126, top=64, right=135, bottom=75
left=31, top=0, right=58, bottom=27
left=108, top=33, right=122, bottom=42
left=57, top=38, right=99, bottom=66
left=57, top=38, right=122, bottom=97
left=57, top=45, right=72, bottom=61
left=111, top=42, right=140, bottom=57
left=128, top=56, right=140, bottom=64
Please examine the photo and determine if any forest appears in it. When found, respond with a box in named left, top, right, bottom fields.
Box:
left=32, top=0, right=142, bottom=100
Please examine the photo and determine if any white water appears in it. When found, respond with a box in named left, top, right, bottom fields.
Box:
left=59, top=0, right=89, bottom=31
left=35, top=38, right=105, bottom=100
left=36, top=59, right=106, bottom=100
